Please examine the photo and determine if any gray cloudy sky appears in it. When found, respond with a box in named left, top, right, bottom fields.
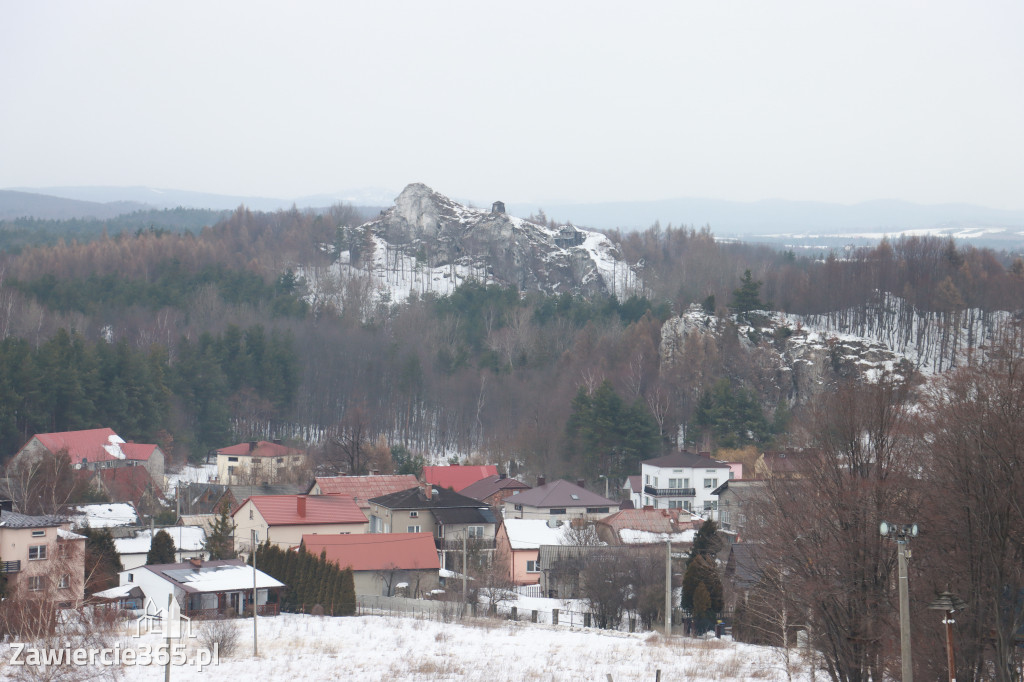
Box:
left=2, top=1, right=1022, bottom=209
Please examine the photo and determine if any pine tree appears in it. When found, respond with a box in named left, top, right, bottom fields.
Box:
left=204, top=500, right=237, bottom=560
left=81, top=527, right=124, bottom=594
left=689, top=520, right=723, bottom=561
left=340, top=567, right=356, bottom=616
left=146, top=529, right=177, bottom=565
left=729, top=269, right=764, bottom=314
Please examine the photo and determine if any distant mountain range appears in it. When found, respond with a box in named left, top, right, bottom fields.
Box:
left=3, top=185, right=1023, bottom=249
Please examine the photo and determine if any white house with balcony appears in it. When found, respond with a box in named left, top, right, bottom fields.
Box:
left=631, top=451, right=733, bottom=514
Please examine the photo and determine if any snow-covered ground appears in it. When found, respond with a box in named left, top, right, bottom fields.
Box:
left=165, top=464, right=218, bottom=494
left=15, top=612, right=816, bottom=681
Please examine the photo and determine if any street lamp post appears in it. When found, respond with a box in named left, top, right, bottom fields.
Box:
left=880, top=521, right=918, bottom=682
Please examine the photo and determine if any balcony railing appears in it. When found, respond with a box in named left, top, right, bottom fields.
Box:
left=1, top=560, right=20, bottom=574
left=643, top=485, right=696, bottom=497
left=435, top=538, right=497, bottom=551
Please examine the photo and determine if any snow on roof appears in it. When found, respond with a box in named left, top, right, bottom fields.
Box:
left=57, top=528, right=87, bottom=540
left=70, top=502, right=139, bottom=528
left=145, top=560, right=284, bottom=593
left=502, top=519, right=567, bottom=550
left=618, top=529, right=696, bottom=545
left=31, top=428, right=125, bottom=464
left=114, top=527, right=207, bottom=555
left=93, top=583, right=141, bottom=599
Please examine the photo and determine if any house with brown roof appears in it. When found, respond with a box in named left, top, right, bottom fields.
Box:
left=14, top=428, right=165, bottom=484
left=595, top=508, right=700, bottom=546
left=502, top=479, right=617, bottom=522
left=423, top=464, right=498, bottom=491
left=309, top=474, right=419, bottom=513
left=231, top=495, right=367, bottom=555
left=367, top=483, right=498, bottom=571
left=302, top=532, right=441, bottom=597
left=753, top=449, right=820, bottom=480
left=216, top=440, right=308, bottom=486
left=81, top=466, right=167, bottom=517
left=458, top=474, right=530, bottom=509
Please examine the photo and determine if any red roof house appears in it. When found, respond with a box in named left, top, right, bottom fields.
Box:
left=310, top=474, right=419, bottom=511
left=15, top=428, right=166, bottom=483
left=302, top=532, right=441, bottom=597
left=231, top=495, right=367, bottom=555
left=423, top=464, right=498, bottom=491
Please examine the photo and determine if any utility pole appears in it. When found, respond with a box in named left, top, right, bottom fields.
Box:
left=252, top=529, right=259, bottom=657
left=664, top=540, right=672, bottom=638
left=462, top=531, right=468, bottom=604
left=164, top=594, right=172, bottom=682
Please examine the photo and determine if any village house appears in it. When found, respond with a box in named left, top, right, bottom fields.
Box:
left=80, top=465, right=167, bottom=517
left=631, top=451, right=733, bottom=513
left=309, top=474, right=419, bottom=515
left=367, top=483, right=498, bottom=571
left=0, top=507, right=87, bottom=607
left=302, top=532, right=441, bottom=597
left=594, top=507, right=700, bottom=546
left=215, top=440, right=308, bottom=485
left=112, top=526, right=208, bottom=571
left=231, top=494, right=367, bottom=555
left=115, top=558, right=284, bottom=618
left=494, top=518, right=566, bottom=585
left=13, top=428, right=165, bottom=484
left=423, top=464, right=498, bottom=491
left=458, top=474, right=531, bottom=510
left=502, top=478, right=617, bottom=522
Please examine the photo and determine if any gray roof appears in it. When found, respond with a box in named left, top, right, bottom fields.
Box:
left=725, top=543, right=766, bottom=589
left=505, top=479, right=615, bottom=508
left=369, top=486, right=488, bottom=511
left=433, top=507, right=497, bottom=525
left=0, top=509, right=66, bottom=529
left=458, top=474, right=530, bottom=501
left=642, top=451, right=731, bottom=469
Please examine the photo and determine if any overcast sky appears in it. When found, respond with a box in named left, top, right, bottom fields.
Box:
left=2, top=1, right=1022, bottom=209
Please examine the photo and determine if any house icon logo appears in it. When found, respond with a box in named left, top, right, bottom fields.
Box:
left=130, top=597, right=195, bottom=639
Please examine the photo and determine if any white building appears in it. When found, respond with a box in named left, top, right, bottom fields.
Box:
left=632, top=451, right=733, bottom=513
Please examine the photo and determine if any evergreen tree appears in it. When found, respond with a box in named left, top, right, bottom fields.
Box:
left=689, top=520, right=723, bottom=561
left=692, top=582, right=715, bottom=634
left=146, top=529, right=177, bottom=565
left=681, top=554, right=724, bottom=615
left=566, top=380, right=661, bottom=479
left=729, top=269, right=764, bottom=314
left=204, top=500, right=237, bottom=559
left=339, top=567, right=356, bottom=616
left=81, top=527, right=124, bottom=594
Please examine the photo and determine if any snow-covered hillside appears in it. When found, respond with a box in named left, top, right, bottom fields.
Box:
left=303, top=183, right=644, bottom=312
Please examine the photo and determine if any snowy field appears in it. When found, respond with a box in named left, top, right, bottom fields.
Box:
left=0, top=612, right=817, bottom=682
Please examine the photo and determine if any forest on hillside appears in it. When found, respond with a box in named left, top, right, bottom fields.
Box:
left=0, top=204, right=1021, bottom=481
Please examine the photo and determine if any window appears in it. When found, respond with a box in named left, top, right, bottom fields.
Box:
left=643, top=496, right=650, bottom=506
left=549, top=508, right=566, bottom=515
left=668, top=500, right=682, bottom=509
left=249, top=508, right=254, bottom=519
left=293, top=456, right=302, bottom=463
left=668, top=478, right=680, bottom=489
left=28, top=545, right=47, bottom=560
left=585, top=507, right=609, bottom=514
left=276, top=457, right=284, bottom=464
left=526, top=560, right=540, bottom=573
left=653, top=477, right=659, bottom=487
left=683, top=478, right=689, bottom=488
left=409, top=511, right=419, bottom=518
left=407, top=525, right=421, bottom=533
left=683, top=501, right=692, bottom=511
left=28, top=576, right=45, bottom=591
left=467, top=526, right=484, bottom=539
left=228, top=466, right=236, bottom=475
left=58, top=574, right=70, bottom=589
left=31, top=530, right=45, bottom=537
left=127, top=573, right=134, bottom=582
left=644, top=475, right=650, bottom=485
left=704, top=478, right=717, bottom=489
left=228, top=456, right=238, bottom=462
left=514, top=504, right=523, bottom=511
left=729, top=470, right=735, bottom=479
left=704, top=500, right=717, bottom=511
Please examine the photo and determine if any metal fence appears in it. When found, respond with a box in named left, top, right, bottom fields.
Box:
left=355, top=594, right=655, bottom=633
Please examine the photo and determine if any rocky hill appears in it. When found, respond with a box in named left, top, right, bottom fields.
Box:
left=314, top=183, right=643, bottom=306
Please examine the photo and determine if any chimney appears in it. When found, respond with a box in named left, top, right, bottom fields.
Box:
left=249, top=441, right=258, bottom=452
left=297, top=496, right=307, bottom=517
left=537, top=476, right=546, bottom=487
left=498, top=473, right=506, bottom=480
left=189, top=557, right=202, bottom=568
left=576, top=479, right=585, bottom=490
left=370, top=469, right=380, bottom=476
left=422, top=482, right=432, bottom=500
